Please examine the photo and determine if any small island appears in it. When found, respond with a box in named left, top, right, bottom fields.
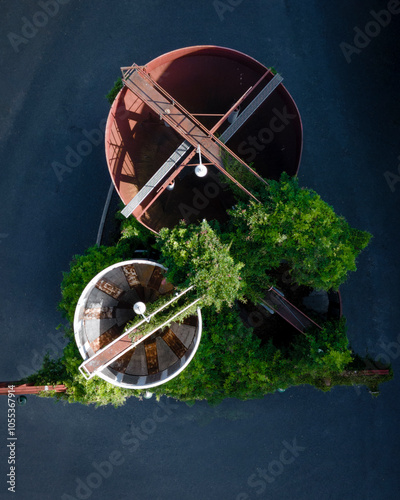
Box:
left=23, top=46, right=391, bottom=406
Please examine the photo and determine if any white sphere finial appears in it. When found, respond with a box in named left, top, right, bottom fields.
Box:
left=133, top=301, right=150, bottom=323
left=195, top=164, right=208, bottom=177
left=133, top=302, right=146, bottom=315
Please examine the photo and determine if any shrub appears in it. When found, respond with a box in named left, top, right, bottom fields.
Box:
left=59, top=244, right=130, bottom=324
left=228, top=173, right=372, bottom=290
left=31, top=144, right=381, bottom=405
left=157, top=220, right=245, bottom=311
left=105, top=77, right=123, bottom=105
left=290, top=318, right=353, bottom=373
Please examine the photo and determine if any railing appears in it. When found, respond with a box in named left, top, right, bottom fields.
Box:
left=121, top=141, right=191, bottom=217
left=123, top=65, right=268, bottom=191
left=78, top=286, right=196, bottom=380
left=220, top=73, right=283, bottom=143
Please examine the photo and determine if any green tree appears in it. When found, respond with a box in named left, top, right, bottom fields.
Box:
left=59, top=243, right=130, bottom=323
left=60, top=341, right=137, bottom=406
left=228, top=173, right=371, bottom=291
left=30, top=153, right=383, bottom=406
left=290, top=318, right=352, bottom=373
left=157, top=220, right=245, bottom=311
left=117, top=205, right=157, bottom=248
left=58, top=222, right=154, bottom=324
left=27, top=325, right=141, bottom=407
left=105, top=77, right=123, bottom=105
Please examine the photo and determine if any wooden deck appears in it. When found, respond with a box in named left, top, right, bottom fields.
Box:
left=262, top=288, right=322, bottom=334
left=120, top=65, right=267, bottom=218
left=162, top=328, right=187, bottom=359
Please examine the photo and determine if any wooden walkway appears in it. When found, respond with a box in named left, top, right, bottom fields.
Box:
left=79, top=287, right=198, bottom=380
left=80, top=319, right=197, bottom=380
left=220, top=73, right=283, bottom=143
left=0, top=383, right=67, bottom=395
left=262, top=287, right=322, bottom=334
left=123, top=67, right=224, bottom=167
left=121, top=141, right=191, bottom=218
left=120, top=65, right=270, bottom=218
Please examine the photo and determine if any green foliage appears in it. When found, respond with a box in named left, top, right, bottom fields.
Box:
left=60, top=341, right=138, bottom=407
left=126, top=289, right=199, bottom=341
left=151, top=305, right=271, bottom=403
left=105, top=77, right=123, bottom=105
left=30, top=330, right=140, bottom=407
left=228, top=173, right=372, bottom=291
left=42, top=208, right=160, bottom=406
left=30, top=309, right=390, bottom=405
left=32, top=147, right=379, bottom=406
left=26, top=353, right=67, bottom=386
left=220, top=151, right=265, bottom=202
left=327, top=369, right=392, bottom=394
left=150, top=307, right=372, bottom=403
left=58, top=217, right=151, bottom=324
left=118, top=207, right=157, bottom=249
left=59, top=243, right=133, bottom=324
left=157, top=220, right=245, bottom=311
left=290, top=318, right=352, bottom=373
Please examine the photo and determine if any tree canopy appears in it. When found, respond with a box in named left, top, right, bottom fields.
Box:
left=158, top=219, right=244, bottom=311
left=27, top=162, right=386, bottom=407
left=227, top=173, right=371, bottom=292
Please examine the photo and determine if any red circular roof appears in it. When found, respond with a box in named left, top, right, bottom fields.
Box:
left=105, top=46, right=303, bottom=233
